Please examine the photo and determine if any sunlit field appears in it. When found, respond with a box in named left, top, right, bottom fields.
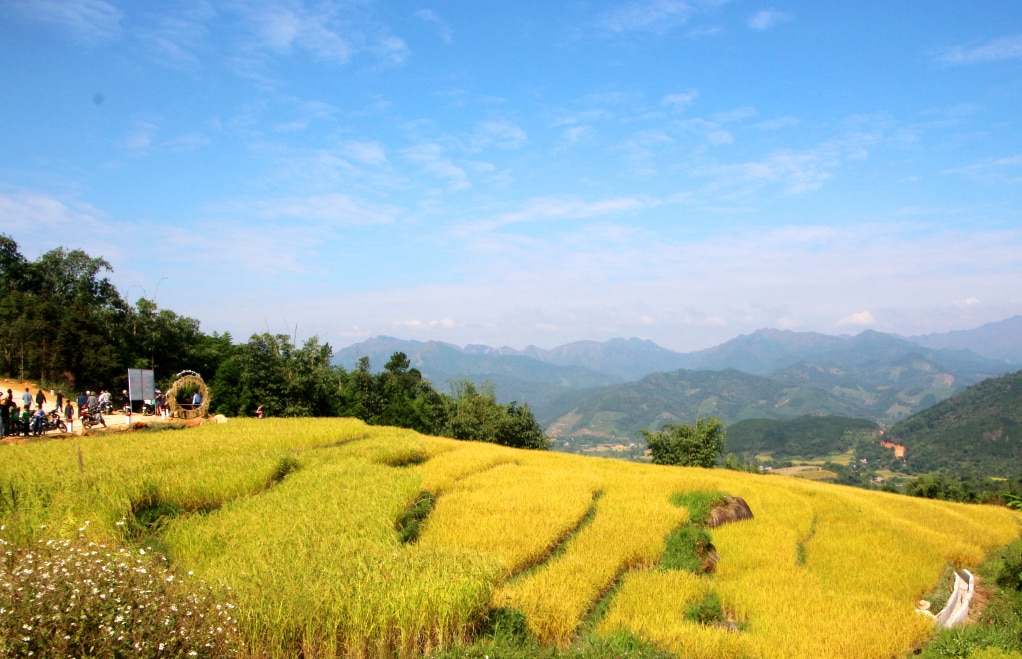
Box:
left=2, top=418, right=1019, bottom=657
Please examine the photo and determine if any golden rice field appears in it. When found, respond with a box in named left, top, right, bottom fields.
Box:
left=1, top=417, right=1020, bottom=658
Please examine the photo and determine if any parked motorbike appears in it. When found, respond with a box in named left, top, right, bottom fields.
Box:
left=32, top=410, right=67, bottom=435
left=80, top=407, right=106, bottom=430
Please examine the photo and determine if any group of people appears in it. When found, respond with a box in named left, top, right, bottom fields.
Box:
left=0, top=385, right=176, bottom=439
left=0, top=387, right=66, bottom=437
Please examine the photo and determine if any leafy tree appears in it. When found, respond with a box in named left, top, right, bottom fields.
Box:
left=0, top=237, right=130, bottom=388
left=640, top=417, right=726, bottom=468
left=209, top=333, right=342, bottom=417
left=440, top=380, right=549, bottom=450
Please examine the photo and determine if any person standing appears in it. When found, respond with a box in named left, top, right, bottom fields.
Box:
left=55, top=390, right=64, bottom=413
left=0, top=393, right=10, bottom=438
left=35, top=388, right=46, bottom=411
left=76, top=391, right=87, bottom=416
left=21, top=388, right=32, bottom=411
left=64, top=400, right=75, bottom=433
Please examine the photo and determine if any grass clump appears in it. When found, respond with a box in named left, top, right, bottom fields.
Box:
left=430, top=608, right=674, bottom=658
left=396, top=491, right=436, bottom=543
left=669, top=491, right=729, bottom=526
left=0, top=524, right=240, bottom=658
left=660, top=525, right=714, bottom=573
left=684, top=590, right=725, bottom=626
left=268, top=455, right=301, bottom=485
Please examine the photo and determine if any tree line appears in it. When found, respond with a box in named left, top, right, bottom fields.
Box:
left=0, top=234, right=548, bottom=450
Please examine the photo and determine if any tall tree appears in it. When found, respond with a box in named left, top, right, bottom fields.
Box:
left=640, top=417, right=727, bottom=468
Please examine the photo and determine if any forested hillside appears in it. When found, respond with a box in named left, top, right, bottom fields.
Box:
left=544, top=369, right=868, bottom=448
left=887, top=369, right=1022, bottom=477
left=726, top=415, right=880, bottom=460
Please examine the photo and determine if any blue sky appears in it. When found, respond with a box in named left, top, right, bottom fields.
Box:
left=1, top=0, right=1021, bottom=352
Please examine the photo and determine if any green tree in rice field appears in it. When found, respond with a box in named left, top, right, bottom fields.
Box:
left=640, top=417, right=727, bottom=468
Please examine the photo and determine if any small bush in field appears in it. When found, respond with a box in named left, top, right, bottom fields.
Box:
left=996, top=541, right=1022, bottom=591
left=0, top=524, right=240, bottom=658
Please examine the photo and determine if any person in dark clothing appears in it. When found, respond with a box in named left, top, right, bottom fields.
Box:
left=0, top=394, right=10, bottom=438
left=77, top=391, right=88, bottom=416
left=34, top=389, right=46, bottom=410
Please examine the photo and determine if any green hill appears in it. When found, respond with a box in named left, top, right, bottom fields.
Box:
left=545, top=369, right=869, bottom=448
left=726, top=415, right=880, bottom=460
left=887, top=368, right=1022, bottom=476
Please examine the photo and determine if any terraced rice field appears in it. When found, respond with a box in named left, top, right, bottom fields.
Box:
left=1, top=417, right=1018, bottom=657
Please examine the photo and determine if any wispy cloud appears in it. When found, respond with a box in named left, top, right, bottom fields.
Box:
left=470, top=195, right=658, bottom=233
left=748, top=9, right=789, bottom=31
left=945, top=154, right=1022, bottom=184
left=239, top=1, right=353, bottom=62
left=938, top=34, right=1022, bottom=64
left=698, top=128, right=876, bottom=195
left=138, top=1, right=215, bottom=70
left=662, top=90, right=699, bottom=110
left=596, top=0, right=696, bottom=34
left=414, top=8, right=452, bottom=44
left=343, top=141, right=388, bottom=165
left=402, top=143, right=471, bottom=190
left=472, top=120, right=528, bottom=150
left=5, top=0, right=123, bottom=43
left=837, top=310, right=876, bottom=327
left=213, top=193, right=399, bottom=226
left=120, top=120, right=159, bottom=150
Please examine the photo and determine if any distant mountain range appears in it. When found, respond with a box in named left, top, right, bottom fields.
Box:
left=334, top=316, right=1022, bottom=448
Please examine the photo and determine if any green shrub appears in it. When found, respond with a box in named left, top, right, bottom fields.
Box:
left=660, top=525, right=714, bottom=573
left=997, top=542, right=1022, bottom=591
left=396, top=491, right=436, bottom=543
left=669, top=491, right=728, bottom=526
left=684, top=590, right=725, bottom=626
left=269, top=455, right=301, bottom=484
left=0, top=525, right=240, bottom=658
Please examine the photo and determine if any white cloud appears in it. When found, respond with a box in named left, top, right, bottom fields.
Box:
left=414, top=8, right=452, bottom=44
left=748, top=9, right=789, bottom=31
left=373, top=36, right=410, bottom=67
left=478, top=195, right=657, bottom=231
left=121, top=120, right=158, bottom=150
left=234, top=0, right=407, bottom=67
left=837, top=311, right=876, bottom=327
left=0, top=189, right=107, bottom=233
left=6, top=0, right=123, bottom=43
left=755, top=116, right=799, bottom=131
left=138, top=1, right=215, bottom=70
left=394, top=318, right=456, bottom=330
left=211, top=193, right=398, bottom=226
left=473, top=120, right=528, bottom=150
left=945, top=154, right=1022, bottom=184
left=699, top=130, right=876, bottom=195
left=662, top=90, right=699, bottom=110
left=596, top=0, right=695, bottom=34
left=402, top=143, right=471, bottom=190
left=707, top=130, right=733, bottom=145
left=343, top=141, right=388, bottom=165
left=939, top=34, right=1022, bottom=64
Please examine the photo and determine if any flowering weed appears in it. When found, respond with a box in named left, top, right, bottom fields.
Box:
left=0, top=526, right=239, bottom=658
